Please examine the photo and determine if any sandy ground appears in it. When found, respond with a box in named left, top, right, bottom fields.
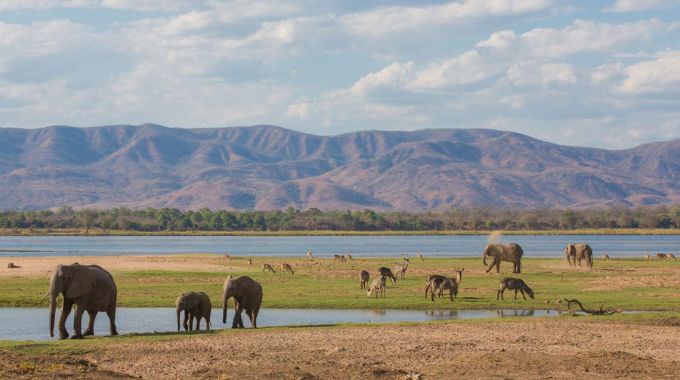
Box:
left=0, top=255, right=232, bottom=278
left=3, top=318, right=680, bottom=379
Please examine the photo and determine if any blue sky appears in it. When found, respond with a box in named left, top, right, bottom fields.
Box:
left=0, top=0, right=679, bottom=148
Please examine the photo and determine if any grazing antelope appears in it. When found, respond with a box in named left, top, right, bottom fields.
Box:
left=656, top=253, right=666, bottom=260
left=280, top=263, right=295, bottom=275
left=367, top=276, right=386, bottom=298
left=497, top=278, right=534, bottom=301
left=223, top=253, right=232, bottom=260
left=344, top=253, right=354, bottom=261
left=7, top=262, right=19, bottom=269
left=262, top=263, right=276, bottom=274
left=644, top=254, right=652, bottom=261
left=306, top=250, right=314, bottom=260
left=416, top=253, right=424, bottom=261
left=602, top=254, right=610, bottom=260
left=378, top=267, right=397, bottom=284
left=434, top=278, right=458, bottom=301
left=248, top=259, right=253, bottom=270
left=425, top=274, right=447, bottom=301
left=666, top=253, right=677, bottom=261
left=333, top=254, right=346, bottom=263
left=360, top=270, right=370, bottom=290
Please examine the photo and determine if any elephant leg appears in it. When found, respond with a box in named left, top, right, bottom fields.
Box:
left=189, top=313, right=195, bottom=332
left=70, top=298, right=87, bottom=339
left=252, top=308, right=259, bottom=328
left=83, top=310, right=97, bottom=336
left=495, top=259, right=501, bottom=273
left=58, top=298, right=74, bottom=340
left=106, top=307, right=118, bottom=336
left=246, top=309, right=255, bottom=327
left=195, top=315, right=201, bottom=331
left=183, top=310, right=190, bottom=331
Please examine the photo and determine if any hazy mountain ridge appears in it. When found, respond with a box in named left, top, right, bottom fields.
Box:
left=0, top=124, right=678, bottom=210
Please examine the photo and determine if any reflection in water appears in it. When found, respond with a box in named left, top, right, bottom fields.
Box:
left=425, top=310, right=459, bottom=318
left=369, top=310, right=386, bottom=316
left=497, top=309, right=535, bottom=317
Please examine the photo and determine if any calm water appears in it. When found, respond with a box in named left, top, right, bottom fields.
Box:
left=0, top=307, right=562, bottom=341
left=0, top=235, right=677, bottom=258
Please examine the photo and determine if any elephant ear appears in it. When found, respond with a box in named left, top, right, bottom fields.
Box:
left=65, top=266, right=97, bottom=299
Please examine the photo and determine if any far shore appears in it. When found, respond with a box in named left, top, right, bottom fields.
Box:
left=1, top=227, right=680, bottom=237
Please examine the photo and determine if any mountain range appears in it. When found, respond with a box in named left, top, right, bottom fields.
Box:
left=0, top=124, right=678, bottom=211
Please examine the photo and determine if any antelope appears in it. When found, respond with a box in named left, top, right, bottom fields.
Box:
left=656, top=253, right=666, bottom=260
left=248, top=259, right=253, bottom=270
left=602, top=254, right=610, bottom=260
left=644, top=254, right=652, bottom=261
left=497, top=278, right=534, bottom=301
left=306, top=250, right=314, bottom=260
left=333, top=254, right=346, bottom=263
left=378, top=267, right=397, bottom=284
left=394, top=262, right=408, bottom=280
left=280, top=263, right=295, bottom=275
left=367, top=276, right=386, bottom=298
left=416, top=253, right=424, bottom=261
left=359, top=270, right=370, bottom=290
left=344, top=253, right=354, bottom=261
left=262, top=263, right=276, bottom=274
left=666, top=253, right=677, bottom=261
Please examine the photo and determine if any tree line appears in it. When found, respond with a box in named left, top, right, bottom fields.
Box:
left=1, top=205, right=679, bottom=232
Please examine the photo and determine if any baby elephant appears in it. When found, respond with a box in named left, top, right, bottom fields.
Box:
left=176, top=291, right=212, bottom=332
left=497, top=278, right=534, bottom=301
left=434, top=277, right=458, bottom=302
left=359, top=270, right=370, bottom=290
left=367, top=276, right=386, bottom=298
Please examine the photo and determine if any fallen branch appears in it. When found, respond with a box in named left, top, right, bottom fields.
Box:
left=564, top=299, right=622, bottom=315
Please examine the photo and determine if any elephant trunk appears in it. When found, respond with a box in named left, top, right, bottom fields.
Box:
left=49, top=294, right=57, bottom=338
left=48, top=273, right=60, bottom=338
left=176, top=307, right=181, bottom=332
left=222, top=292, right=229, bottom=324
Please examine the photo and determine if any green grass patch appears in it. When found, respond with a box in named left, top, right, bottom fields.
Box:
left=2, top=256, right=679, bottom=311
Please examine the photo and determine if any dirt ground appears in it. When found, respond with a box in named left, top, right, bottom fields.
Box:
left=0, top=255, right=230, bottom=278
left=3, top=318, right=680, bottom=379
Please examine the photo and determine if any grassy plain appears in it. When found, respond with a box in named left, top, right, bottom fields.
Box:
left=2, top=255, right=679, bottom=311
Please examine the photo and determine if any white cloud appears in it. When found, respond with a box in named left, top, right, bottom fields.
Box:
left=606, top=0, right=680, bottom=13
left=619, top=51, right=680, bottom=94
left=286, top=102, right=310, bottom=119
left=343, top=0, right=553, bottom=37
left=347, top=62, right=414, bottom=96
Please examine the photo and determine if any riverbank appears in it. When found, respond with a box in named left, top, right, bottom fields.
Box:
left=2, top=316, right=680, bottom=379
left=2, top=255, right=679, bottom=311
left=2, top=228, right=680, bottom=236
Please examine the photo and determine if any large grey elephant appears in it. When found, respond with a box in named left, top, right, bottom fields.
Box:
left=564, top=243, right=593, bottom=268
left=48, top=264, right=118, bottom=339
left=222, top=275, right=263, bottom=328
left=483, top=243, right=524, bottom=273
left=176, top=291, right=212, bottom=332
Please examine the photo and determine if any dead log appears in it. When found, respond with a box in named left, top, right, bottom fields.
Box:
left=564, top=299, right=621, bottom=315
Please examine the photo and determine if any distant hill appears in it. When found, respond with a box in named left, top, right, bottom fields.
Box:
left=0, top=124, right=678, bottom=210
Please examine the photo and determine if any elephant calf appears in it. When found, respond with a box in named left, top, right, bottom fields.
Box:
left=176, top=291, right=212, bottom=332
left=497, top=278, right=534, bottom=301
left=564, top=243, right=593, bottom=268
left=483, top=243, right=523, bottom=274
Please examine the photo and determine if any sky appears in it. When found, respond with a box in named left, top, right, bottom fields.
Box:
left=0, top=0, right=679, bottom=148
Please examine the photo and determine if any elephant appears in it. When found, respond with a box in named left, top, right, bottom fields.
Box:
left=176, top=291, right=212, bottom=332
left=48, top=264, right=118, bottom=340
left=482, top=243, right=524, bottom=273
left=564, top=243, right=593, bottom=268
left=222, top=275, right=263, bottom=329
